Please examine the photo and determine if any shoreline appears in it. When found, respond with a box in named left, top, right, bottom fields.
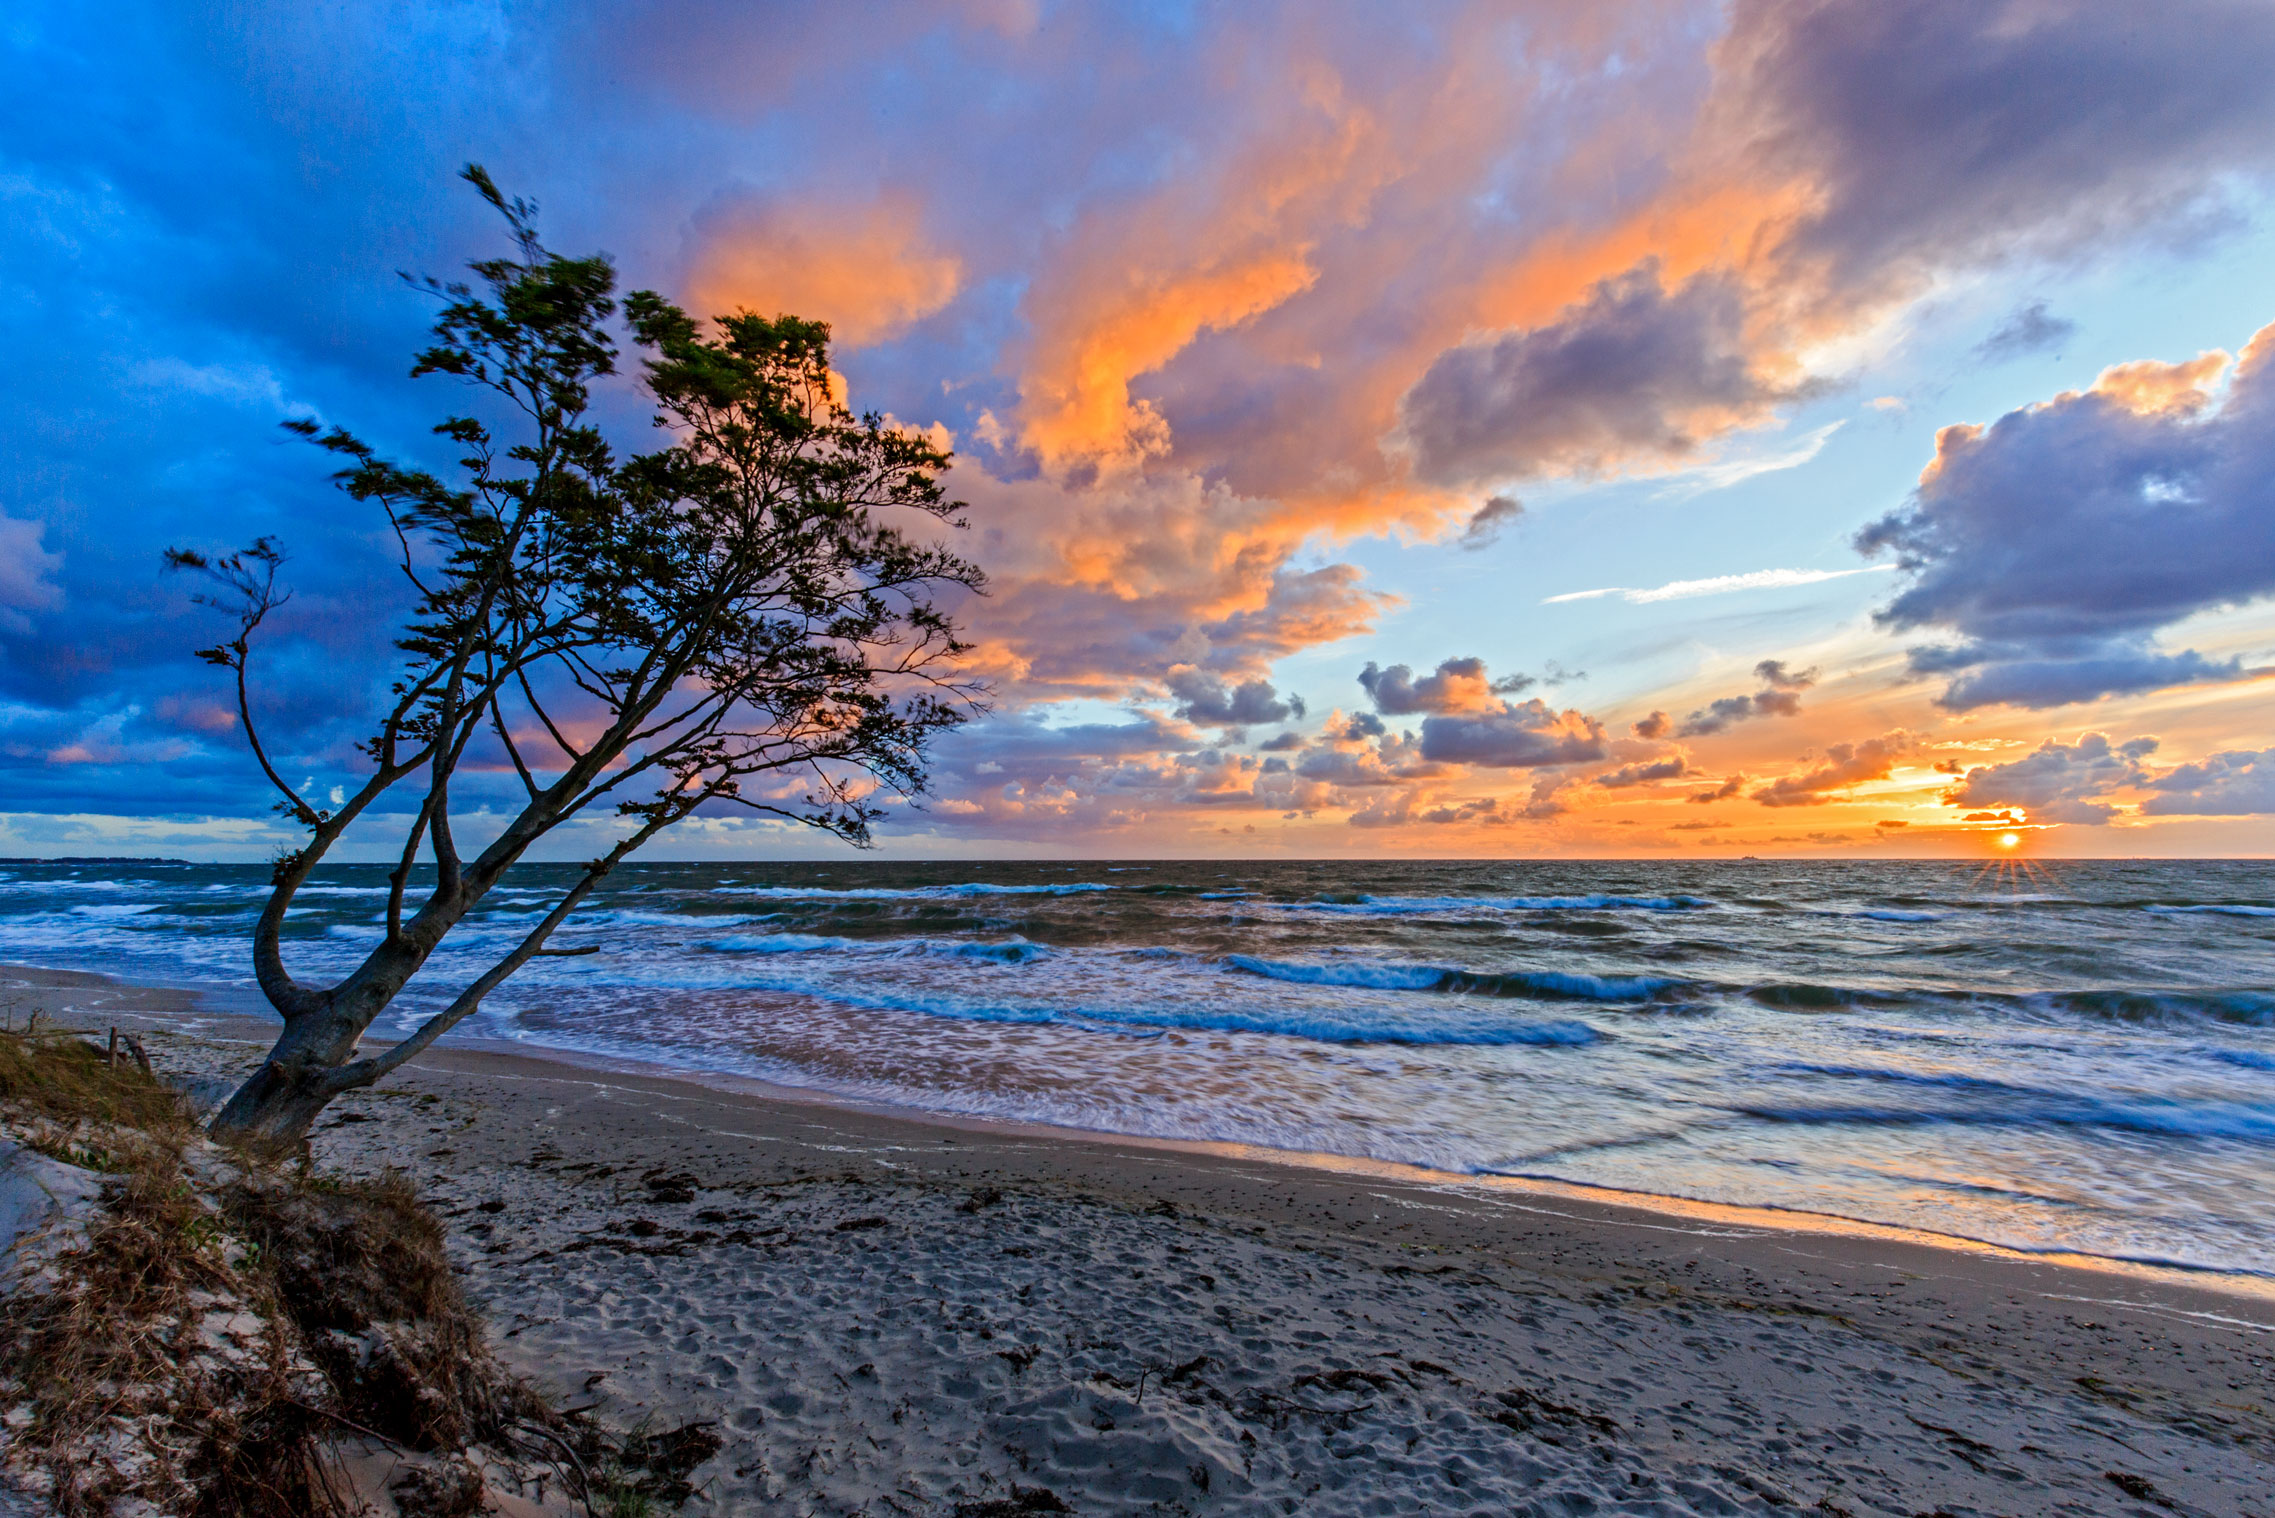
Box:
left=11, top=958, right=2275, bottom=1512
left=8, top=960, right=2265, bottom=1310
left=9, top=958, right=2273, bottom=1309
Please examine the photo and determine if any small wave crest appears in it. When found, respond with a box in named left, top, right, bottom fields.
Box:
left=704, top=932, right=1051, bottom=965
left=587, top=908, right=785, bottom=929
left=1287, top=892, right=1708, bottom=916
left=1742, top=982, right=2275, bottom=1026
left=736, top=882, right=1114, bottom=900
left=2145, top=904, right=2275, bottom=918
left=1225, top=954, right=1678, bottom=1002
left=1739, top=1097, right=2275, bottom=1141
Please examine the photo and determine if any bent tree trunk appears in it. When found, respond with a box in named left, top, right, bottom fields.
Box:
left=207, top=1018, right=368, bottom=1153
left=207, top=810, right=649, bottom=1157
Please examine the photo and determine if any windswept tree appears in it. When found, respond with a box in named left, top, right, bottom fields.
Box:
left=172, top=168, right=985, bottom=1154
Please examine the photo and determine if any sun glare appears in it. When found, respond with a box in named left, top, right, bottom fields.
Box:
left=1996, top=831, right=2021, bottom=850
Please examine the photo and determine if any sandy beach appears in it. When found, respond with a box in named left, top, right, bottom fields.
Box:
left=9, top=962, right=2274, bottom=1516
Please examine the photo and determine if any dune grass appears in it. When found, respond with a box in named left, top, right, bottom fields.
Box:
left=0, top=1026, right=718, bottom=1515
left=0, top=1026, right=194, bottom=1139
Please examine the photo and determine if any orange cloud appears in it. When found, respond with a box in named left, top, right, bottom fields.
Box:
left=1011, top=65, right=1388, bottom=472
left=685, top=196, right=961, bottom=347
left=2088, top=350, right=2229, bottom=416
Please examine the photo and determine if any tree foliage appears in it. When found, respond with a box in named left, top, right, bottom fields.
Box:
left=173, top=166, right=985, bottom=1152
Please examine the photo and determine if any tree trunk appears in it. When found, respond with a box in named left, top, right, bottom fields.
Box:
left=207, top=1061, right=341, bottom=1157
left=206, top=1007, right=372, bottom=1157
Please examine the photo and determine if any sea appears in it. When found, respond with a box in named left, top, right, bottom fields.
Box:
left=4, top=857, right=2272, bottom=1276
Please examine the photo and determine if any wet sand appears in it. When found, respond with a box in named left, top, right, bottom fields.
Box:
left=9, top=963, right=2274, bottom=1514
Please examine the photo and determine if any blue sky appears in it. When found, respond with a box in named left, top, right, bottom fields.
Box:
left=5, top=0, right=2274, bottom=860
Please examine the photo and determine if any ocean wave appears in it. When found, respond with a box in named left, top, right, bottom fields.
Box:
left=1225, top=955, right=1679, bottom=1002
left=735, top=882, right=1114, bottom=900
left=913, top=997, right=1607, bottom=1047
left=2145, top=904, right=2275, bottom=918
left=1737, top=1097, right=2275, bottom=1141
left=706, top=932, right=858, bottom=954
left=1104, top=1006, right=1602, bottom=1047
left=1741, top=982, right=2275, bottom=1026
left=2017, top=988, right=2275, bottom=1026
left=1770, top=1061, right=2026, bottom=1095
left=704, top=932, right=1052, bottom=965
left=1286, top=892, right=1709, bottom=916
left=1746, top=983, right=1904, bottom=1010
left=0, top=878, right=143, bottom=892
left=584, top=909, right=783, bottom=928
left=612, top=947, right=1602, bottom=1046
left=942, top=939, right=1052, bottom=964
left=1853, top=909, right=1943, bottom=922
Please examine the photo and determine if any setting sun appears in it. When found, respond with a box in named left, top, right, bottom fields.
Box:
left=1996, top=831, right=2022, bottom=849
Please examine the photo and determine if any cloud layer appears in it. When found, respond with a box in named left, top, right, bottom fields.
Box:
left=2, top=0, right=2273, bottom=849
left=1861, top=324, right=2275, bottom=709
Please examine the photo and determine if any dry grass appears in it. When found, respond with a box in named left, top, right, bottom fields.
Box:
left=223, top=1168, right=548, bottom=1454
left=0, top=1029, right=314, bottom=1514
left=0, top=1028, right=716, bottom=1515
left=0, top=1028, right=194, bottom=1138
left=0, top=1031, right=522, bottom=1514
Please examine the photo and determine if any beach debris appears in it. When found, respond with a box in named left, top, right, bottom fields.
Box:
left=1162, top=1353, right=1209, bottom=1385
left=956, top=1186, right=1004, bottom=1213
left=1487, top=1384, right=1621, bottom=1440
left=594, top=1418, right=722, bottom=1508
left=388, top=1459, right=486, bottom=1517
left=2105, top=1469, right=2176, bottom=1507
left=954, top=1483, right=1071, bottom=1516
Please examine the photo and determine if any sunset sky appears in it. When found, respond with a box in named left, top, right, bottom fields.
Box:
left=5, top=1, right=2274, bottom=860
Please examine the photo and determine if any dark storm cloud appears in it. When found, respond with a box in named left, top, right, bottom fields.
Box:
left=1399, top=269, right=1790, bottom=486
left=1857, top=323, right=2275, bottom=709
